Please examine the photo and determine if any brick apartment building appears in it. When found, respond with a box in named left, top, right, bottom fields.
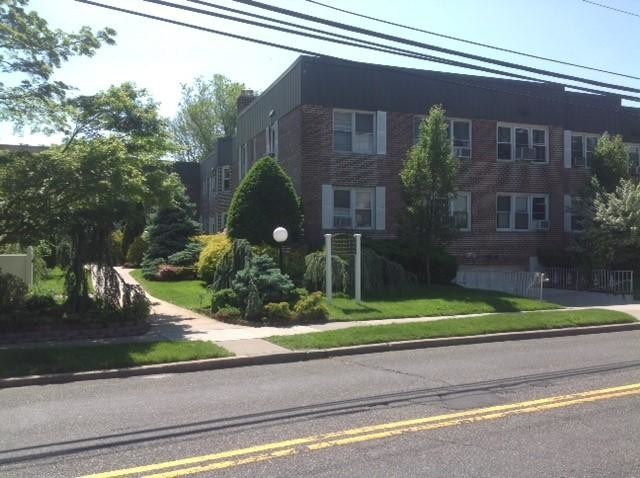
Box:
left=201, top=55, right=640, bottom=270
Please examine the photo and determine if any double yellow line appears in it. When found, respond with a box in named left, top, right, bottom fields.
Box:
left=82, top=382, right=640, bottom=478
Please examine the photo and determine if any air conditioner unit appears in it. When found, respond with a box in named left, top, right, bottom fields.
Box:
left=516, top=147, right=538, bottom=161
left=535, top=220, right=550, bottom=230
left=453, top=146, right=471, bottom=159
left=573, top=156, right=586, bottom=168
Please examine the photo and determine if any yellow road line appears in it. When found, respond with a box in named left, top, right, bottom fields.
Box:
left=80, top=382, right=640, bottom=478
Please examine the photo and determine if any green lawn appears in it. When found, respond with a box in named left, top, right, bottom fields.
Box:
left=130, top=269, right=211, bottom=311
left=33, top=267, right=66, bottom=298
left=0, top=341, right=232, bottom=378
left=268, top=309, right=635, bottom=350
left=326, top=285, right=561, bottom=321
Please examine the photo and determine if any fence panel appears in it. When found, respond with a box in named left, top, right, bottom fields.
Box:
left=544, top=267, right=633, bottom=295
left=0, top=247, right=34, bottom=287
left=455, top=270, right=544, bottom=300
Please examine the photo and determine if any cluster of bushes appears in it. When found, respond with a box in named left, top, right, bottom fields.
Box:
left=209, top=240, right=328, bottom=324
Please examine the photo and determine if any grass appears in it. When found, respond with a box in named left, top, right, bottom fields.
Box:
left=130, top=269, right=211, bottom=311
left=268, top=309, right=636, bottom=350
left=0, top=341, right=233, bottom=378
left=326, top=285, right=561, bottom=321
left=32, top=267, right=94, bottom=303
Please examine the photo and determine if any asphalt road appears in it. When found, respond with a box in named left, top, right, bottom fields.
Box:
left=2, top=331, right=640, bottom=477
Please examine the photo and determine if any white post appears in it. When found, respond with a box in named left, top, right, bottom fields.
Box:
left=324, top=234, right=332, bottom=304
left=539, top=272, right=545, bottom=301
left=26, top=246, right=34, bottom=288
left=354, top=234, right=362, bottom=302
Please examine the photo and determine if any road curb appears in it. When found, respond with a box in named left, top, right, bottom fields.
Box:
left=2, top=322, right=639, bottom=388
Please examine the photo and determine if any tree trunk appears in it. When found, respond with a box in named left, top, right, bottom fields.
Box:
left=425, top=253, right=432, bottom=285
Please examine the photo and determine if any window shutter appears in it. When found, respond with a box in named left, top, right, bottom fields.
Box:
left=376, top=111, right=387, bottom=155
left=375, top=186, right=386, bottom=230
left=563, top=130, right=572, bottom=168
left=322, top=184, right=333, bottom=230
left=564, top=194, right=572, bottom=231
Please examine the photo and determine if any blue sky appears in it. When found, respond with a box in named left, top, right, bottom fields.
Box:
left=3, top=0, right=639, bottom=145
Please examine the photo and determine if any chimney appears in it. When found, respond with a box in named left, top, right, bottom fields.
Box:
left=237, top=89, right=256, bottom=113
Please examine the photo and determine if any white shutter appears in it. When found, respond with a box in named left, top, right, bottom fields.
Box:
left=322, top=184, right=333, bottom=230
left=375, top=186, right=386, bottom=230
left=564, top=194, right=572, bottom=231
left=563, top=130, right=572, bottom=168
left=376, top=111, right=387, bottom=155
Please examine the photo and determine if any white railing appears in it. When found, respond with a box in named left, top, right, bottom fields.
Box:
left=544, top=267, right=634, bottom=295
left=455, top=270, right=545, bottom=300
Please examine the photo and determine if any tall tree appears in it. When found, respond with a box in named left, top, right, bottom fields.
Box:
left=0, top=0, right=116, bottom=131
left=400, top=105, right=458, bottom=284
left=591, top=133, right=630, bottom=194
left=171, top=74, right=245, bottom=162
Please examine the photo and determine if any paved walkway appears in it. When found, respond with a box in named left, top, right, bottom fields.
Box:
left=113, top=268, right=640, bottom=356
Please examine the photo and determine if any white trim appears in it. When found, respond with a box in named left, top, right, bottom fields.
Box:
left=449, top=191, right=471, bottom=231
left=333, top=109, right=376, bottom=154
left=413, top=115, right=472, bottom=160
left=570, top=132, right=600, bottom=168
left=326, top=186, right=378, bottom=230
left=376, top=111, right=387, bottom=155
left=496, top=122, right=549, bottom=163
left=496, top=193, right=550, bottom=231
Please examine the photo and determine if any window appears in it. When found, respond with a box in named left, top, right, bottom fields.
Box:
left=497, top=124, right=548, bottom=162
left=496, top=194, right=549, bottom=231
left=267, top=121, right=278, bottom=157
left=216, top=212, right=228, bottom=232
left=626, top=143, right=640, bottom=174
left=333, top=110, right=375, bottom=154
left=570, top=196, right=583, bottom=232
left=238, top=143, right=250, bottom=181
left=571, top=133, right=599, bottom=168
left=450, top=192, right=470, bottom=230
left=413, top=116, right=471, bottom=159
left=222, top=165, right=231, bottom=191
left=333, top=188, right=374, bottom=229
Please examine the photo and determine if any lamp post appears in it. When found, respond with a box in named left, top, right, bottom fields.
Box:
left=272, top=226, right=288, bottom=271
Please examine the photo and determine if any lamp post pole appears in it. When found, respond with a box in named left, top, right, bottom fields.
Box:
left=272, top=226, right=288, bottom=272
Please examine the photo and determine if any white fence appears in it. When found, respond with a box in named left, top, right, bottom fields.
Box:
left=0, top=246, right=34, bottom=287
left=455, top=270, right=545, bottom=300
left=544, top=267, right=634, bottom=295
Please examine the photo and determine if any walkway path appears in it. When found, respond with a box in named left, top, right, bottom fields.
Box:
left=115, top=268, right=640, bottom=357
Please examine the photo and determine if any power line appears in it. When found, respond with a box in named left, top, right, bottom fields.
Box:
left=74, top=0, right=640, bottom=119
left=231, top=0, right=640, bottom=96
left=582, top=0, right=640, bottom=18
left=305, top=0, right=640, bottom=81
left=148, top=0, right=640, bottom=101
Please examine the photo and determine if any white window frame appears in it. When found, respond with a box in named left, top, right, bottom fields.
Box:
left=238, top=143, right=249, bottom=181
left=496, top=123, right=549, bottom=163
left=333, top=109, right=376, bottom=154
left=221, top=165, right=231, bottom=191
left=625, top=143, right=640, bottom=174
left=449, top=192, right=471, bottom=231
left=571, top=132, right=599, bottom=168
left=332, top=187, right=375, bottom=230
left=267, top=121, right=278, bottom=157
left=496, top=193, right=549, bottom=231
left=413, top=116, right=472, bottom=160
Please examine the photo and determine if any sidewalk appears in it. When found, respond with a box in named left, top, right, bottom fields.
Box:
left=115, top=268, right=640, bottom=357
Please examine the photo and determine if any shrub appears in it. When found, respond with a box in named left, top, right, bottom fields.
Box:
left=264, top=302, right=294, bottom=322
left=24, top=293, right=57, bottom=311
left=214, top=306, right=241, bottom=321
left=537, top=247, right=579, bottom=268
left=212, top=239, right=253, bottom=291
left=232, top=254, right=296, bottom=320
left=227, top=156, right=302, bottom=245
left=145, top=201, right=200, bottom=260
left=197, top=234, right=232, bottom=283
left=430, top=250, right=458, bottom=284
left=126, top=235, right=148, bottom=267
left=155, top=265, right=196, bottom=281
left=303, top=251, right=350, bottom=294
left=120, top=286, right=151, bottom=321
left=211, top=288, right=238, bottom=312
left=141, top=257, right=165, bottom=280
left=110, top=230, right=124, bottom=265
left=167, top=241, right=203, bottom=266
left=0, top=270, right=28, bottom=313
left=293, top=291, right=328, bottom=323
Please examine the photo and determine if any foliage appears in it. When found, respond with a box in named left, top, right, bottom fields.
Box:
left=167, top=241, right=203, bottom=266
left=293, top=292, right=328, bottom=323
left=141, top=257, right=165, bottom=280
left=214, top=306, right=242, bottom=321
left=227, top=156, right=302, bottom=244
left=126, top=235, right=148, bottom=267
left=24, top=293, right=57, bottom=312
left=0, top=270, right=28, bottom=312
left=211, top=239, right=253, bottom=291
left=303, top=251, right=350, bottom=294
left=211, top=288, right=238, bottom=312
left=110, top=230, right=124, bottom=265
left=591, top=133, right=630, bottom=193
left=171, top=74, right=245, bottom=162
left=0, top=0, right=116, bottom=131
left=196, top=233, right=231, bottom=282
left=361, top=248, right=417, bottom=293
left=263, top=302, right=294, bottom=322
left=400, top=105, right=459, bottom=284
left=536, top=247, right=579, bottom=268
left=429, top=250, right=458, bottom=285
left=231, top=254, right=296, bottom=320
left=144, top=197, right=200, bottom=261
left=155, top=265, right=196, bottom=281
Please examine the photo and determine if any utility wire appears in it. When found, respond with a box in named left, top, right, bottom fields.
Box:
left=230, top=0, right=640, bottom=95
left=149, top=0, right=640, bottom=101
left=305, top=0, right=640, bottom=81
left=582, top=0, right=640, bottom=18
left=74, top=0, right=640, bottom=119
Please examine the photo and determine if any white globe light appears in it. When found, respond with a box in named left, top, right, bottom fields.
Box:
left=273, top=226, right=288, bottom=243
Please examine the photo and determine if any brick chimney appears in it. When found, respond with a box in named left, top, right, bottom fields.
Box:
left=237, top=89, right=256, bottom=113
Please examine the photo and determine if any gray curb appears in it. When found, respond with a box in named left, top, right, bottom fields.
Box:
left=2, top=322, right=639, bottom=388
